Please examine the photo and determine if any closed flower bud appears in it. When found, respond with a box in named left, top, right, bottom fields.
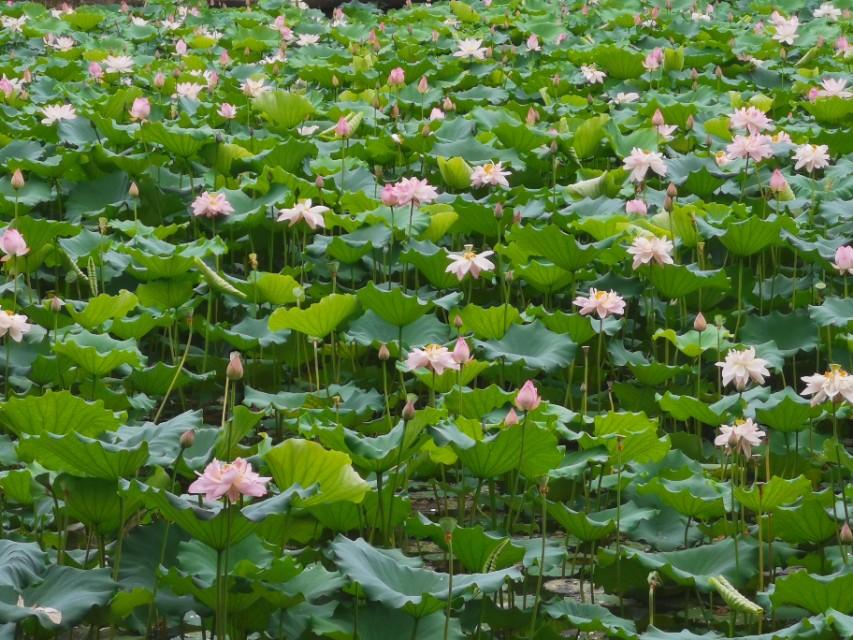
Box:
left=315, top=175, right=325, bottom=189
left=402, top=394, right=417, bottom=420
left=11, top=169, right=25, bottom=190
left=417, top=75, right=428, bottom=94
left=452, top=336, right=470, bottom=364
left=128, top=181, right=139, bottom=198
left=651, top=109, right=665, bottom=127
left=663, top=195, right=673, bottom=212
left=378, top=343, right=390, bottom=361
left=666, top=182, right=678, bottom=198
left=514, top=379, right=541, bottom=412
left=841, top=521, right=853, bottom=544
left=226, top=351, right=244, bottom=381
left=453, top=314, right=464, bottom=329
left=180, top=429, right=195, bottom=449
left=685, top=115, right=695, bottom=130
left=48, top=294, right=64, bottom=313
left=694, top=312, right=707, bottom=332
left=494, top=202, right=504, bottom=219
left=504, top=407, right=519, bottom=426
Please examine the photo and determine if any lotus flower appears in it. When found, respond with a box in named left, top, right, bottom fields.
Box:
left=445, top=245, right=495, bottom=280
left=41, top=104, right=77, bottom=126
left=277, top=199, right=329, bottom=230
left=573, top=289, right=626, bottom=319
left=801, top=365, right=853, bottom=405
left=832, top=246, right=853, bottom=275
left=716, top=347, right=770, bottom=390
left=514, top=380, right=541, bottom=412
left=188, top=458, right=271, bottom=503
left=0, top=229, right=29, bottom=261
left=793, top=144, right=830, bottom=172
left=729, top=106, right=773, bottom=134
left=0, top=310, right=32, bottom=342
left=726, top=134, right=773, bottom=163
left=470, top=162, right=510, bottom=188
left=191, top=192, right=234, bottom=218
left=623, top=148, right=667, bottom=183
left=453, top=38, right=487, bottom=60
left=627, top=235, right=674, bottom=270
left=406, top=344, right=459, bottom=375
left=715, top=419, right=766, bottom=457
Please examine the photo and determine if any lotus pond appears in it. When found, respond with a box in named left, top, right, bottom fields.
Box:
left=0, top=0, right=851, bottom=638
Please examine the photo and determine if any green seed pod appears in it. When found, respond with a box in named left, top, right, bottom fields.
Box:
left=709, top=576, right=763, bottom=617
left=87, top=256, right=98, bottom=296
left=194, top=257, right=247, bottom=300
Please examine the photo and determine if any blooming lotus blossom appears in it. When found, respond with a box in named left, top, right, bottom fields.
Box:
left=625, top=199, right=647, bottom=215
left=654, top=123, right=678, bottom=141
left=573, top=289, right=626, bottom=319
left=429, top=108, right=444, bottom=121
left=453, top=38, right=487, bottom=60
left=241, top=78, right=268, bottom=98
left=771, top=131, right=792, bottom=145
left=175, top=83, right=205, bottom=100
left=833, top=245, right=853, bottom=275
left=0, top=229, right=29, bottom=261
left=729, top=106, right=773, bottom=134
left=445, top=245, right=495, bottom=281
left=15, top=597, right=61, bottom=625
left=642, top=47, right=663, bottom=72
left=130, top=16, right=148, bottom=26
left=837, top=36, right=850, bottom=56
left=715, top=419, right=766, bottom=457
left=47, top=35, right=75, bottom=52
left=188, top=458, right=270, bottom=503
left=175, top=39, right=187, bottom=56
left=104, top=55, right=134, bottom=74
left=129, top=97, right=150, bottom=121
left=580, top=64, right=606, bottom=84
left=793, top=144, right=830, bottom=172
left=218, top=103, right=237, bottom=119
left=770, top=12, right=798, bottom=45
left=613, top=92, right=640, bottom=104
left=392, top=177, right=439, bottom=207
left=801, top=365, right=853, bottom=405
left=470, top=161, right=511, bottom=188
left=0, top=75, right=22, bottom=99
left=41, top=104, right=77, bottom=126
left=191, top=192, right=234, bottom=218
left=515, top=380, right=541, bottom=412
left=813, top=2, right=841, bottom=20
left=406, top=344, right=459, bottom=375
left=451, top=337, right=471, bottom=364
left=296, top=33, right=320, bottom=46
left=816, top=78, right=851, bottom=99
left=0, top=310, right=32, bottom=342
left=716, top=347, right=770, bottom=390
left=623, top=148, right=667, bottom=183
left=627, top=235, right=674, bottom=270
left=0, top=16, right=27, bottom=32
left=277, top=199, right=329, bottom=230
left=726, top=134, right=773, bottom=163
left=381, top=184, right=399, bottom=207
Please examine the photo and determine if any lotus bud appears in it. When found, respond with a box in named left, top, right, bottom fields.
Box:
left=332, top=75, right=340, bottom=88
left=453, top=314, right=464, bottom=329
left=48, top=294, right=64, bottom=313
left=421, top=124, right=431, bottom=137
left=402, top=394, right=417, bottom=420
left=248, top=252, right=258, bottom=270
left=651, top=109, right=665, bottom=127
left=504, top=407, right=519, bottom=426
left=694, top=312, right=707, bottom=332
left=714, top=65, right=723, bottom=79
left=154, top=72, right=166, bottom=88
left=552, top=73, right=560, bottom=87
left=226, top=351, right=244, bottom=381
left=769, top=169, right=788, bottom=194
left=11, top=169, right=24, bottom=190
left=180, top=429, right=195, bottom=449
left=494, top=202, right=504, bottom=219
left=391, top=104, right=400, bottom=119
left=417, top=75, right=428, bottom=94
left=685, top=115, right=695, bottom=130
left=452, top=337, right=470, bottom=364
left=504, top=270, right=514, bottom=283
left=514, top=379, right=541, bottom=412
left=442, top=97, right=455, bottom=111
left=526, top=106, right=539, bottom=126
left=513, top=209, right=522, bottom=225
left=128, top=181, right=139, bottom=198
left=666, top=182, right=678, bottom=198
left=841, top=522, right=853, bottom=544
left=378, top=343, right=390, bottom=361
left=98, top=217, right=108, bottom=234
left=663, top=195, right=673, bottom=212
left=315, top=174, right=325, bottom=189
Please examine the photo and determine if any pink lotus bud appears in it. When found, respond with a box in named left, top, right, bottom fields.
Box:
left=335, top=116, right=352, bottom=138
left=666, top=182, right=678, bottom=198
left=88, top=62, right=103, bottom=80
left=315, top=175, right=325, bottom=189
left=388, top=67, right=405, bottom=86
left=128, top=181, right=139, bottom=198
left=452, top=337, right=470, bottom=364
left=769, top=169, right=788, bottom=194
left=652, top=109, right=665, bottom=127
left=514, top=380, right=541, bottom=412
left=685, top=115, right=695, bottom=130
left=552, top=73, right=560, bottom=86
left=442, top=97, right=455, bottom=111
left=807, top=87, right=819, bottom=102
left=218, top=103, right=237, bottom=119
left=129, top=97, right=150, bottom=121
left=513, top=210, right=522, bottom=225
left=154, top=72, right=166, bottom=88
left=526, top=106, right=539, bottom=125
left=368, top=30, right=379, bottom=48
left=180, top=429, right=195, bottom=449
left=378, top=343, right=390, bottom=361
left=634, top=14, right=642, bottom=25
left=176, top=39, right=187, bottom=56
left=417, top=75, right=428, bottom=94
left=402, top=395, right=416, bottom=420
left=453, top=314, right=464, bottom=329
left=836, top=36, right=849, bottom=54
left=494, top=202, right=504, bottom=219
left=694, top=312, right=707, bottom=332
left=226, top=351, right=244, bottom=381
left=429, top=108, right=444, bottom=121
left=526, top=34, right=540, bottom=51
left=842, top=521, right=853, bottom=544
left=625, top=199, right=647, bottom=215
left=504, top=408, right=519, bottom=426
left=11, top=169, right=24, bottom=190
left=391, top=104, right=400, bottom=119
left=207, top=71, right=219, bottom=90
left=48, top=295, right=64, bottom=313
left=219, top=50, right=231, bottom=66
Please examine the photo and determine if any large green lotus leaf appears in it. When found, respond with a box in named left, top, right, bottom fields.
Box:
left=544, top=600, right=637, bottom=639
left=136, top=122, right=207, bottom=158
left=653, top=325, right=733, bottom=358
left=607, top=428, right=670, bottom=465
left=268, top=294, right=359, bottom=339
left=53, top=331, right=144, bottom=375
left=0, top=541, right=45, bottom=590
left=0, top=469, right=35, bottom=505
left=59, top=476, right=134, bottom=534
left=492, top=122, right=551, bottom=153
left=658, top=392, right=738, bottom=427
left=809, top=297, right=853, bottom=328
left=444, top=385, right=515, bottom=420
left=345, top=603, right=464, bottom=640
left=136, top=278, right=196, bottom=310
left=450, top=304, right=520, bottom=341
left=740, top=311, right=818, bottom=356
left=637, top=477, right=728, bottom=521
left=437, top=156, right=473, bottom=191
left=240, top=271, right=301, bottom=305
left=400, top=244, right=460, bottom=289
left=410, top=516, right=525, bottom=573
left=508, top=224, right=601, bottom=271
left=594, top=412, right=657, bottom=436
left=801, top=97, right=853, bottom=125
left=547, top=502, right=616, bottom=542
left=331, top=536, right=521, bottom=618
left=357, top=282, right=433, bottom=327
left=127, top=362, right=210, bottom=396
left=548, top=447, right=610, bottom=481
left=718, top=217, right=783, bottom=257
left=573, top=114, right=611, bottom=159
left=18, top=433, right=147, bottom=479
left=337, top=419, right=427, bottom=473
left=414, top=359, right=491, bottom=393
left=734, top=475, right=811, bottom=513
left=774, top=497, right=837, bottom=545
left=65, top=291, right=138, bottom=331
left=474, top=322, right=576, bottom=372
left=0, top=566, right=115, bottom=629
left=753, top=388, right=819, bottom=432
left=263, top=439, right=368, bottom=507
left=770, top=570, right=853, bottom=615
left=124, top=248, right=196, bottom=280
left=647, top=264, right=730, bottom=299
left=253, top=90, right=315, bottom=130
left=453, top=423, right=563, bottom=479
left=0, top=390, right=122, bottom=437
left=514, top=260, right=573, bottom=293
left=63, top=8, right=105, bottom=30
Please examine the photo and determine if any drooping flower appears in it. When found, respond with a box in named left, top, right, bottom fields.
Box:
left=191, top=192, right=234, bottom=218
left=627, top=235, right=674, bottom=270
left=188, top=458, right=271, bottom=503
left=406, top=344, right=460, bottom=375
left=104, top=55, right=134, bottom=74
left=726, top=134, right=773, bottom=163
left=715, top=419, right=766, bottom=457
left=0, top=310, right=32, bottom=342
left=445, top=245, right=495, bottom=280
left=129, top=97, right=150, bottom=121
left=729, top=106, right=773, bottom=134
left=580, top=64, right=606, bottom=84
left=801, top=365, right=853, bottom=405
left=453, top=38, right=487, bottom=60
left=514, top=379, right=541, bottom=412
left=392, top=177, right=439, bottom=207
left=833, top=245, right=853, bottom=275
left=0, top=229, right=29, bottom=261
left=573, top=289, right=626, bottom=319
left=792, top=144, right=830, bottom=172
left=276, top=199, right=329, bottom=230
left=470, top=161, right=511, bottom=188
left=716, top=347, right=770, bottom=390
left=623, top=148, right=667, bottom=183
left=218, top=103, right=237, bottom=119
left=41, top=104, right=77, bottom=126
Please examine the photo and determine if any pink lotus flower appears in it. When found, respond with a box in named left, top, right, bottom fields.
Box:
left=381, top=184, right=399, bottom=207
left=526, top=34, right=541, bottom=52
left=793, top=144, right=830, bottom=172
left=188, top=458, right=271, bottom=503
left=129, top=97, right=150, bottom=121
left=769, top=168, right=788, bottom=193
left=417, top=76, right=429, bottom=94
left=627, top=235, right=674, bottom=270
left=625, top=199, right=647, bottom=215
left=388, top=67, right=405, bottom=86
left=0, top=229, right=29, bottom=261
left=429, top=108, right=444, bottom=121
left=514, top=379, right=541, bottom=412
left=580, top=64, right=606, bottom=84
left=623, top=148, right=667, bottom=183
left=445, top=245, right=495, bottom=280
left=504, top=408, right=519, bottom=426
left=175, top=39, right=187, bottom=56
left=406, top=344, right=459, bottom=375
left=833, top=245, right=853, bottom=275
left=41, top=104, right=77, bottom=126
left=175, top=82, right=205, bottom=100
left=153, top=72, right=166, bottom=89
left=715, top=419, right=765, bottom=457
left=642, top=47, right=663, bottom=72
left=451, top=337, right=471, bottom=364
left=335, top=116, right=352, bottom=138
left=226, top=351, right=244, bottom=380
left=573, top=289, right=626, bottom=319
left=726, top=134, right=773, bottom=163
left=0, top=310, right=32, bottom=342
left=770, top=12, right=798, bottom=45
left=191, top=192, right=234, bottom=218
left=470, top=162, right=510, bottom=188
left=716, top=347, right=770, bottom=390
left=241, top=79, right=268, bottom=98
left=277, top=199, right=329, bottom=230
left=729, top=106, right=773, bottom=134
left=816, top=78, right=852, bottom=98
left=836, top=36, right=849, bottom=55
left=392, top=177, right=439, bottom=207
left=801, top=365, right=853, bottom=405
left=218, top=103, right=237, bottom=119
